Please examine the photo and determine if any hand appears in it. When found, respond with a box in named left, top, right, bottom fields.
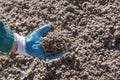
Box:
left=16, top=24, right=64, bottom=60
left=25, top=24, right=65, bottom=60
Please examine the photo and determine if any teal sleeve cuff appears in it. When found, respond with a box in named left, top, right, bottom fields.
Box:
left=0, top=20, right=14, bottom=52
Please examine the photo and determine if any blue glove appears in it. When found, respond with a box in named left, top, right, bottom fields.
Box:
left=15, top=24, right=64, bottom=60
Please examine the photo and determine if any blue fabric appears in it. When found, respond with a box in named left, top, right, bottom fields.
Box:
left=25, top=24, right=64, bottom=60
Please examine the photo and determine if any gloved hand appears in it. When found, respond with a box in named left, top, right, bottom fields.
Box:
left=15, top=24, right=64, bottom=60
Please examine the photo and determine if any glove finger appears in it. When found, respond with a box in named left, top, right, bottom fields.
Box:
left=34, top=24, right=51, bottom=36
left=45, top=52, right=64, bottom=60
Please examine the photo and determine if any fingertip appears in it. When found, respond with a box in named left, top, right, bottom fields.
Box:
left=43, top=24, right=51, bottom=29
left=34, top=24, right=51, bottom=36
left=37, top=24, right=51, bottom=32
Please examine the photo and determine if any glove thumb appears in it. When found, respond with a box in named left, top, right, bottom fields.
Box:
left=34, top=24, right=51, bottom=36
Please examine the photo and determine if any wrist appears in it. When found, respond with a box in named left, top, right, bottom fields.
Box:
left=9, top=34, right=18, bottom=54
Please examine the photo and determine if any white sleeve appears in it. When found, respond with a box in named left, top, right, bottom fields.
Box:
left=15, top=33, right=29, bottom=56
